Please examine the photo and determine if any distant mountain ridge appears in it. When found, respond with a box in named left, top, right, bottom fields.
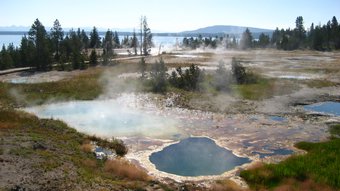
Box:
left=0, top=25, right=274, bottom=37
left=182, top=25, right=273, bottom=34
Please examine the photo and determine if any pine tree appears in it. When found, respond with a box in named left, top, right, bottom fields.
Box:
left=312, top=25, right=324, bottom=50
left=330, top=16, right=340, bottom=49
left=113, top=31, right=120, bottom=48
left=20, top=35, right=34, bottom=67
left=50, top=19, right=64, bottom=62
left=89, top=26, right=101, bottom=48
left=131, top=29, right=138, bottom=55
left=89, top=49, right=98, bottom=67
left=150, top=58, right=167, bottom=92
left=80, top=29, right=89, bottom=50
left=240, top=28, right=253, bottom=49
left=295, top=16, right=306, bottom=42
left=59, top=35, right=72, bottom=70
left=0, top=45, right=13, bottom=70
left=6, top=44, right=20, bottom=68
left=141, top=16, right=153, bottom=55
left=69, top=29, right=84, bottom=70
left=307, top=23, right=315, bottom=48
left=258, top=33, right=270, bottom=48
left=28, top=19, right=52, bottom=71
left=102, top=30, right=114, bottom=65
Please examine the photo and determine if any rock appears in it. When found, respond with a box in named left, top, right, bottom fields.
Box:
left=11, top=185, right=27, bottom=191
left=32, top=142, right=47, bottom=150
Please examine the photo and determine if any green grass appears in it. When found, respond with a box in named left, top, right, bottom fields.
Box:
left=330, top=124, right=340, bottom=137
left=303, top=79, right=338, bottom=88
left=232, top=78, right=299, bottom=100
left=0, top=68, right=104, bottom=107
left=240, top=124, right=340, bottom=190
left=9, top=147, right=34, bottom=157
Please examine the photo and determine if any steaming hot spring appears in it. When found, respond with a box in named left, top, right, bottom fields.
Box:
left=24, top=93, right=329, bottom=179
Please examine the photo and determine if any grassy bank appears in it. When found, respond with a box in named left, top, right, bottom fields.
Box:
left=240, top=124, right=340, bottom=190
left=0, top=68, right=104, bottom=108
left=0, top=109, right=154, bottom=190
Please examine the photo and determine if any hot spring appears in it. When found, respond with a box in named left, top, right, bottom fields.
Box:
left=24, top=99, right=180, bottom=138
left=149, top=137, right=250, bottom=176
left=304, top=102, right=340, bottom=116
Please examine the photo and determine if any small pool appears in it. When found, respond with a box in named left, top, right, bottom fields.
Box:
left=269, top=116, right=287, bottom=122
left=149, top=137, right=250, bottom=176
left=252, top=148, right=293, bottom=158
left=304, top=102, right=340, bottom=116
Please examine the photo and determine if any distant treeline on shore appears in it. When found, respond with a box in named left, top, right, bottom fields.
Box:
left=181, top=16, right=340, bottom=51
left=0, top=31, right=270, bottom=39
left=1, top=16, right=340, bottom=71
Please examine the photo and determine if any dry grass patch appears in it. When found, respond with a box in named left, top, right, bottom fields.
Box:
left=80, top=143, right=93, bottom=153
left=0, top=122, right=18, bottom=129
left=210, top=179, right=247, bottom=191
left=82, top=159, right=97, bottom=169
left=274, top=178, right=334, bottom=191
left=104, top=159, right=150, bottom=181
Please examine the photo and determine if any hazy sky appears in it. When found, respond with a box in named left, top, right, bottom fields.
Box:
left=1, top=0, right=340, bottom=32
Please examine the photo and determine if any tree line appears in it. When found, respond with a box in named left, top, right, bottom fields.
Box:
left=182, top=16, right=340, bottom=51
left=0, top=17, right=153, bottom=71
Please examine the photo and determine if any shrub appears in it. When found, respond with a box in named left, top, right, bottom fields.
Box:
left=112, top=139, right=128, bottom=157
left=150, top=58, right=168, bottom=93
left=231, top=57, right=257, bottom=84
left=87, top=136, right=128, bottom=157
left=329, top=124, right=340, bottom=137
left=80, top=143, right=93, bottom=153
left=169, top=64, right=204, bottom=91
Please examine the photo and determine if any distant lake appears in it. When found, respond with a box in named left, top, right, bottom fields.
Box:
left=0, top=35, right=24, bottom=47
left=0, top=34, right=183, bottom=49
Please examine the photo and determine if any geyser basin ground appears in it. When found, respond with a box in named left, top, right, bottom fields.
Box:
left=25, top=99, right=180, bottom=138
left=149, top=137, right=250, bottom=176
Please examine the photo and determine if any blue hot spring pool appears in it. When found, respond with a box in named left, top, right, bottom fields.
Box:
left=149, top=137, right=250, bottom=176
left=252, top=148, right=293, bottom=158
left=24, top=99, right=180, bottom=138
left=304, top=102, right=340, bottom=116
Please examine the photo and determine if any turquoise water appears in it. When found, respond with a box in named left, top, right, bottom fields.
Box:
left=149, top=137, right=250, bottom=176
left=304, top=102, right=340, bottom=116
left=25, top=100, right=180, bottom=138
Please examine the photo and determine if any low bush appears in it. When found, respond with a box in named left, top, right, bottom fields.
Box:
left=87, top=135, right=128, bottom=157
